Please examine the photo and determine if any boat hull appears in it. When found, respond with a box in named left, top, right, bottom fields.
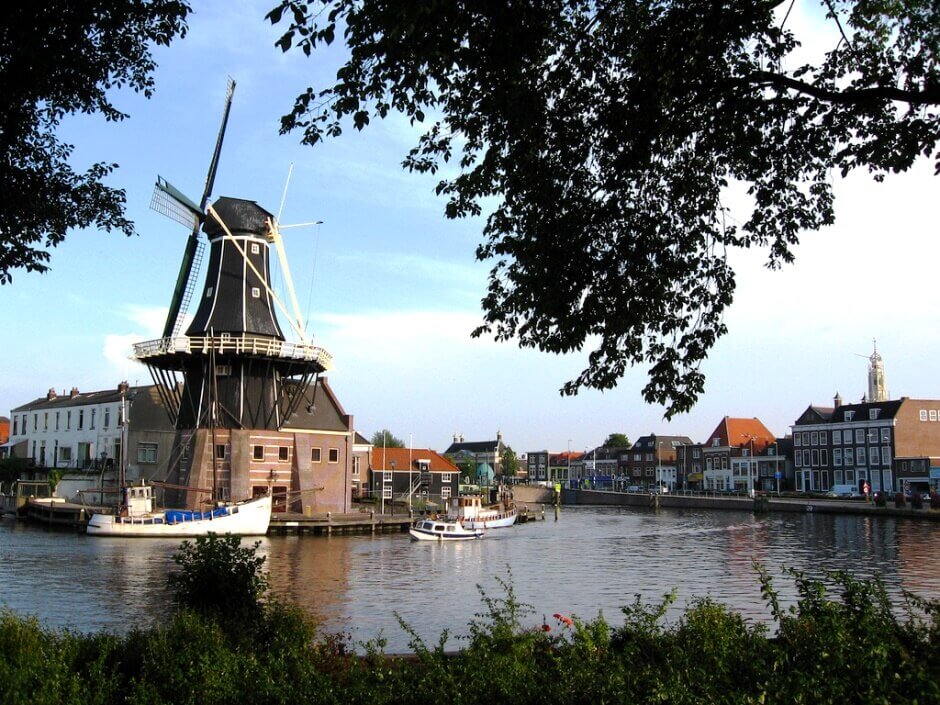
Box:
left=86, top=494, right=272, bottom=537
left=460, top=506, right=517, bottom=529
left=409, top=519, right=483, bottom=541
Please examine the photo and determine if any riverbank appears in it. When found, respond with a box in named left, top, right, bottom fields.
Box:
left=564, top=487, right=940, bottom=520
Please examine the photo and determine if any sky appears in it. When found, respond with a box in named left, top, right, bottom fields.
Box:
left=1, top=1, right=938, bottom=455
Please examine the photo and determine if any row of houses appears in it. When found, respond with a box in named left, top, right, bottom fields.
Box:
left=524, top=348, right=940, bottom=496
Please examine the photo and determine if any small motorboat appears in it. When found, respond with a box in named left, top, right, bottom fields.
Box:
left=409, top=517, right=484, bottom=541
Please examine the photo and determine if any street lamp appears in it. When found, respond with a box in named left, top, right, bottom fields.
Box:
left=656, top=440, right=662, bottom=491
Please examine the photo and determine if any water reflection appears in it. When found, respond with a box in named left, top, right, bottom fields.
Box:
left=2, top=505, right=939, bottom=653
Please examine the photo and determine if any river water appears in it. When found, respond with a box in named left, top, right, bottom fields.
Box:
left=2, top=505, right=938, bottom=652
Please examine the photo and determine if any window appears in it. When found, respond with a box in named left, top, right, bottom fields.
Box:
left=869, top=409, right=880, bottom=420
left=845, top=448, right=855, bottom=466
left=138, top=443, right=158, bottom=464
left=645, top=468, right=654, bottom=476
left=794, top=434, right=802, bottom=447
left=441, top=486, right=452, bottom=500
left=857, top=447, right=866, bottom=465
left=820, top=431, right=828, bottom=444
left=441, top=472, right=452, bottom=483
left=383, top=471, right=392, bottom=482
left=811, top=449, right=819, bottom=466
left=278, top=447, right=290, bottom=461
left=882, top=446, right=891, bottom=465
left=834, top=448, right=842, bottom=466
left=802, top=450, right=810, bottom=467
left=870, top=447, right=880, bottom=465
left=855, top=429, right=865, bottom=444
left=833, top=430, right=842, bottom=445
left=55, top=412, right=59, bottom=431
left=880, top=428, right=890, bottom=443
left=802, top=432, right=810, bottom=446
left=33, top=414, right=37, bottom=431
left=795, top=452, right=802, bottom=467
left=931, top=410, right=939, bottom=422
left=251, top=243, right=260, bottom=254
left=90, top=409, right=96, bottom=429
left=844, top=411, right=855, bottom=421
left=66, top=411, right=71, bottom=430
left=206, top=287, right=214, bottom=298
left=352, top=456, right=361, bottom=477
left=78, top=410, right=84, bottom=430
left=43, top=413, right=48, bottom=431
left=12, top=417, right=17, bottom=435
left=215, top=444, right=226, bottom=460
left=58, top=446, right=72, bottom=463
left=383, top=486, right=392, bottom=499
left=104, top=408, right=110, bottom=429
left=251, top=287, right=261, bottom=298
left=921, top=409, right=929, bottom=421
left=811, top=431, right=818, bottom=445
left=311, top=447, right=321, bottom=462
left=252, top=445, right=264, bottom=460
left=328, top=448, right=339, bottom=463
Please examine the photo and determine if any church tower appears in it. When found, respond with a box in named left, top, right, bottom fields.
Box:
left=867, top=340, right=888, bottom=402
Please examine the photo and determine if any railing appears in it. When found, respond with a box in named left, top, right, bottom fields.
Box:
left=133, top=335, right=333, bottom=369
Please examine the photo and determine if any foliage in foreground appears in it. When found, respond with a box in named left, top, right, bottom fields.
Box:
left=2, top=540, right=938, bottom=705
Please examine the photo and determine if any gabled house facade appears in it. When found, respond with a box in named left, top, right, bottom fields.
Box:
left=369, top=446, right=460, bottom=506
left=792, top=396, right=940, bottom=494
left=620, top=434, right=693, bottom=490
left=688, top=417, right=778, bottom=493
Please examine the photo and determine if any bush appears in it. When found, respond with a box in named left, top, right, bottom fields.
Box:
left=167, top=534, right=269, bottom=641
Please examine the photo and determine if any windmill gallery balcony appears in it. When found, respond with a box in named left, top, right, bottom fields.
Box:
left=132, top=334, right=333, bottom=370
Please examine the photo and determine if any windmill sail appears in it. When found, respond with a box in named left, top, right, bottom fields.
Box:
left=159, top=78, right=237, bottom=339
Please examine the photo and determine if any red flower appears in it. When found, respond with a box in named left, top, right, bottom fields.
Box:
left=541, top=624, right=551, bottom=632
left=553, top=613, right=562, bottom=619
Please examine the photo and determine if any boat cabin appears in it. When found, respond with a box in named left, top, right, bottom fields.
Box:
left=123, top=483, right=154, bottom=517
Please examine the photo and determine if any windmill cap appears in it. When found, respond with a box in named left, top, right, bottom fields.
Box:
left=203, top=197, right=275, bottom=239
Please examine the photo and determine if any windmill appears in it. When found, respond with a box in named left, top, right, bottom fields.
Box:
left=133, top=80, right=332, bottom=506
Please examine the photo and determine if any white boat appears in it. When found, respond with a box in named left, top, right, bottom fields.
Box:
left=86, top=482, right=271, bottom=537
left=448, top=494, right=518, bottom=529
left=409, top=517, right=483, bottom=541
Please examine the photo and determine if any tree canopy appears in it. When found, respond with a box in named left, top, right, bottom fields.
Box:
left=269, top=0, right=938, bottom=417
left=371, top=429, right=405, bottom=448
left=603, top=433, right=632, bottom=449
left=0, top=0, right=191, bottom=284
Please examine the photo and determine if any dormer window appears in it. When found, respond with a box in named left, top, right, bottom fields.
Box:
left=869, top=409, right=880, bottom=420
left=844, top=411, right=855, bottom=421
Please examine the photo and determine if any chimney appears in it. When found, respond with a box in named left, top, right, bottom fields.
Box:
left=46, top=388, right=57, bottom=400
left=118, top=381, right=129, bottom=394
left=833, top=392, right=842, bottom=409
left=69, top=386, right=80, bottom=398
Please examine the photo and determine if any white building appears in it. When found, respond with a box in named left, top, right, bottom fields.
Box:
left=8, top=382, right=174, bottom=479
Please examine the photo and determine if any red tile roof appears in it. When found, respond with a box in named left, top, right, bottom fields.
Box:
left=371, top=447, right=459, bottom=473
left=705, top=417, right=776, bottom=453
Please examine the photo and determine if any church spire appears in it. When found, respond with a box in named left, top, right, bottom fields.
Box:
left=868, top=339, right=887, bottom=402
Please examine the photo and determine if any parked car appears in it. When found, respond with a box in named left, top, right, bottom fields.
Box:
left=626, top=485, right=644, bottom=493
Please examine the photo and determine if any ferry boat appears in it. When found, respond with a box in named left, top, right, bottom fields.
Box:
left=409, top=517, right=484, bottom=541
left=448, top=493, right=518, bottom=529
left=86, top=482, right=271, bottom=537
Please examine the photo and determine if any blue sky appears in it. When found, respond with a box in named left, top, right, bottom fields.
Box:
left=2, top=1, right=938, bottom=453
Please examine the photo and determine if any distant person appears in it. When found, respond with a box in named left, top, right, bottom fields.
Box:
left=863, top=480, right=871, bottom=503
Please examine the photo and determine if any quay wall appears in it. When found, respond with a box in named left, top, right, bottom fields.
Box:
left=563, top=488, right=940, bottom=520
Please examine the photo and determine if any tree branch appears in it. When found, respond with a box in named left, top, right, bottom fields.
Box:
left=747, top=70, right=940, bottom=106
